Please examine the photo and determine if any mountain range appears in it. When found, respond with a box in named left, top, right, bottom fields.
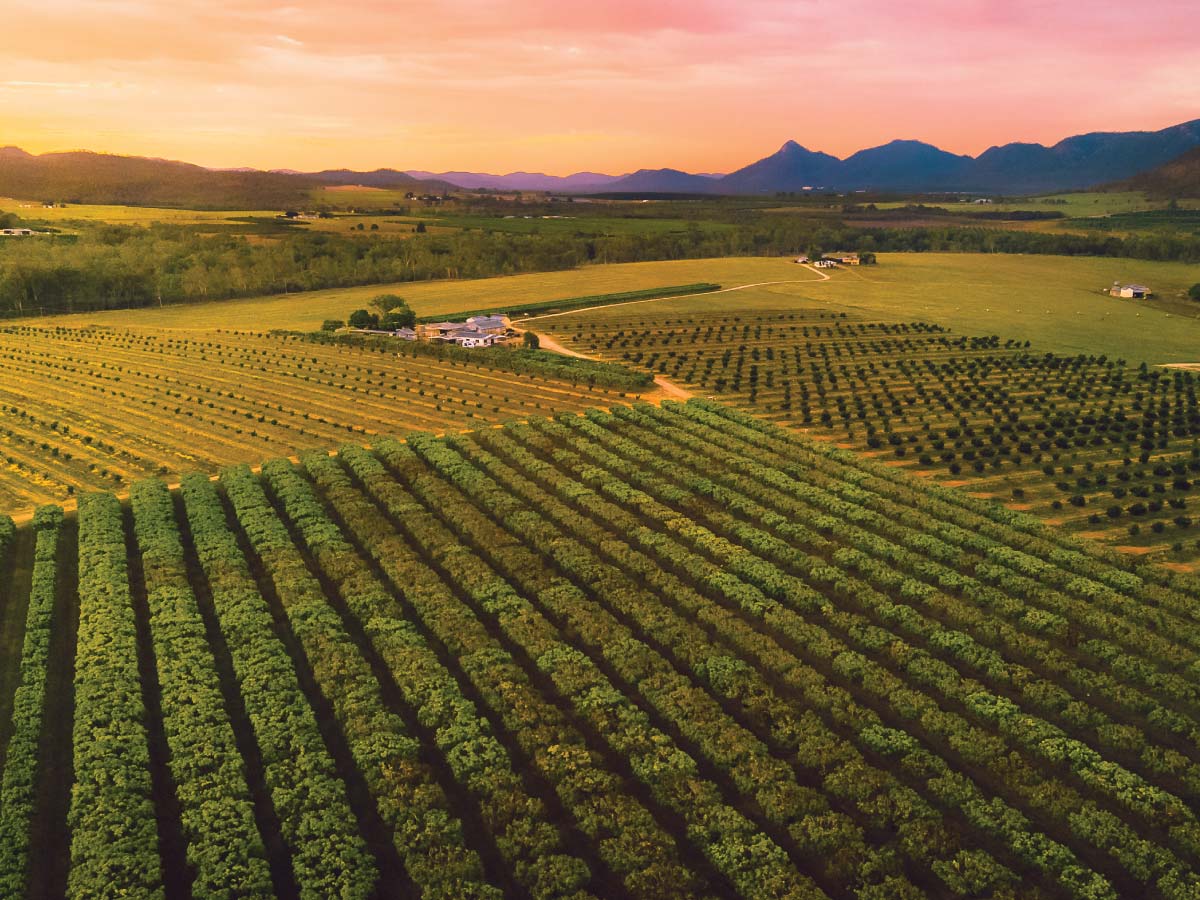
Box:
left=406, top=119, right=1200, bottom=195
left=598, top=119, right=1200, bottom=195
left=2, top=118, right=1199, bottom=207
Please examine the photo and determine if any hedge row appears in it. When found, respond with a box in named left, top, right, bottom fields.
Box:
left=70, top=493, right=164, bottom=900
left=0, top=506, right=62, bottom=896
left=417, top=283, right=721, bottom=323
left=280, top=330, right=654, bottom=392
left=330, top=443, right=712, bottom=897
left=374, top=436, right=825, bottom=900
left=179, top=474, right=374, bottom=900
left=234, top=460, right=508, bottom=900
left=128, top=480, right=273, bottom=898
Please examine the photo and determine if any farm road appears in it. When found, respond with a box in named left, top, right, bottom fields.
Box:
left=522, top=330, right=693, bottom=403
left=520, top=268, right=841, bottom=403
left=521, top=268, right=830, bottom=323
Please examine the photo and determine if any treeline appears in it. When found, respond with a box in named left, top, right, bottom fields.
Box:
left=423, top=283, right=721, bottom=323
left=3, top=215, right=1200, bottom=317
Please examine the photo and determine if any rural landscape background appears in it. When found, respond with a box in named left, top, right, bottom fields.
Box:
left=1, top=2, right=1200, bottom=899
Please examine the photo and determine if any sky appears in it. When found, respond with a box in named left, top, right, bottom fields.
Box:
left=0, top=0, right=1197, bottom=175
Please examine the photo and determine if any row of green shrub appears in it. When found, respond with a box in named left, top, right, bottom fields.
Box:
left=275, top=330, right=653, bottom=392
left=416, top=282, right=721, bottom=323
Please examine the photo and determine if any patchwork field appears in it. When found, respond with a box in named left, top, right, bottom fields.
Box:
left=870, top=192, right=1200, bottom=217
left=0, top=324, right=638, bottom=515
left=36, top=255, right=1200, bottom=362
left=3, top=403, right=1200, bottom=899
left=548, top=307, right=1200, bottom=565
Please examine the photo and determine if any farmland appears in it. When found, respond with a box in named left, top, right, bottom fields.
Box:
left=4, top=402, right=1200, bottom=898
left=869, top=192, right=1199, bottom=218
left=549, top=304, right=1200, bottom=564
left=0, top=324, right=641, bottom=514
left=37, top=253, right=1200, bottom=359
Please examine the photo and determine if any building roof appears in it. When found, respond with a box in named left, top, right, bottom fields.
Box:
left=466, top=314, right=510, bottom=329
left=424, top=321, right=468, bottom=331
left=1123, top=284, right=1150, bottom=292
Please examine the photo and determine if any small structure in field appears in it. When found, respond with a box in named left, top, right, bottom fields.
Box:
left=825, top=252, right=860, bottom=265
left=0, top=228, right=37, bottom=236
left=813, top=259, right=838, bottom=269
left=1110, top=282, right=1151, bottom=299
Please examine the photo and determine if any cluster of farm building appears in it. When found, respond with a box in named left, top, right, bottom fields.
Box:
left=794, top=252, right=867, bottom=267
left=355, top=314, right=516, bottom=348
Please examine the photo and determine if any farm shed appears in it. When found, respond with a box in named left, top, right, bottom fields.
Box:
left=1110, top=282, right=1151, bottom=299
left=465, top=314, right=512, bottom=335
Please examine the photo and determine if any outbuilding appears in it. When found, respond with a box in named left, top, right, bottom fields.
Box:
left=1110, top=282, right=1151, bottom=299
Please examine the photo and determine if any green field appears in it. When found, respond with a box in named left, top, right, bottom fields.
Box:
left=873, top=191, right=1199, bottom=217
left=5, top=403, right=1200, bottom=898
left=43, top=254, right=1200, bottom=363
left=0, top=197, right=269, bottom=226
left=425, top=212, right=734, bottom=236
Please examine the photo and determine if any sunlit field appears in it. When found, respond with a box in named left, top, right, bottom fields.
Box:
left=40, top=253, right=1200, bottom=363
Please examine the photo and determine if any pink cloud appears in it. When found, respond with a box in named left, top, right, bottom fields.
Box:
left=0, top=0, right=1196, bottom=173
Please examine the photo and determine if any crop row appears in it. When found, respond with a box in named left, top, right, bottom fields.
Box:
left=223, top=462, right=510, bottom=900
left=427, top=427, right=980, bottom=896
left=7, top=395, right=1200, bottom=896
left=303, top=444, right=722, bottom=899
left=70, top=493, right=163, bottom=900
left=178, top=474, right=374, bottom=900
left=355, top=439, right=826, bottom=900
left=0, top=506, right=62, bottom=897
left=0, top=324, right=640, bottom=511
left=128, top=479, right=274, bottom=898
left=550, top=311, right=1200, bottom=561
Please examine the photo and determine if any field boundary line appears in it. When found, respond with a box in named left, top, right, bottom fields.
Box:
left=520, top=274, right=828, bottom=322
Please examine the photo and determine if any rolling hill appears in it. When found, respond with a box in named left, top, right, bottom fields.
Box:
left=0, top=147, right=320, bottom=208
left=1114, top=145, right=1200, bottom=197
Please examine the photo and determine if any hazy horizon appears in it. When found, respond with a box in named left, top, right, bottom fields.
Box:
left=1, top=0, right=1197, bottom=175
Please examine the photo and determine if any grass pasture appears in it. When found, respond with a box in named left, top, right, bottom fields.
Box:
left=514, top=254, right=1200, bottom=363
left=4, top=405, right=1200, bottom=897
left=0, top=197, right=269, bottom=227
left=871, top=191, right=1198, bottom=217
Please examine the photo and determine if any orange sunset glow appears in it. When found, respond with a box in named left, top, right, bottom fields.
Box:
left=1, top=0, right=1199, bottom=173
